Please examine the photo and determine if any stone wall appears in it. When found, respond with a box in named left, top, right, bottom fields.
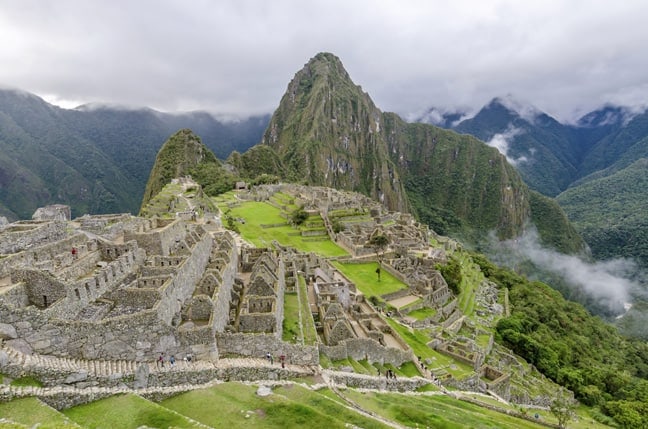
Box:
left=319, top=338, right=414, bottom=367
left=325, top=371, right=431, bottom=392
left=155, top=232, right=213, bottom=326
left=381, top=288, right=413, bottom=302
left=216, top=333, right=318, bottom=365
left=0, top=221, right=68, bottom=256
left=124, top=219, right=186, bottom=257
left=0, top=231, right=87, bottom=277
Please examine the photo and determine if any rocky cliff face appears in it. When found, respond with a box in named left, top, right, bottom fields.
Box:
left=262, top=53, right=409, bottom=213
left=383, top=115, right=531, bottom=240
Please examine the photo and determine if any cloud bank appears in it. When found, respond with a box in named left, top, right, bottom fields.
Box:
left=1, top=1, right=648, bottom=120
left=492, top=228, right=643, bottom=314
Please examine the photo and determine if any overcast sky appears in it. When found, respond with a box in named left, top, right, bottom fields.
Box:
left=2, top=0, right=648, bottom=122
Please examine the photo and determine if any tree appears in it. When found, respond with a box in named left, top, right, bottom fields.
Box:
left=369, top=233, right=389, bottom=263
left=550, top=389, right=575, bottom=429
left=290, top=206, right=308, bottom=226
left=369, top=233, right=389, bottom=282
left=437, top=255, right=462, bottom=295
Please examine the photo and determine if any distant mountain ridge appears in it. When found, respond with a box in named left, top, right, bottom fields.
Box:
left=418, top=97, right=648, bottom=267
left=0, top=89, right=268, bottom=220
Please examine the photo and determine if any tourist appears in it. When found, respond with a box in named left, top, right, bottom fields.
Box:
left=170, top=355, right=176, bottom=367
left=158, top=353, right=165, bottom=368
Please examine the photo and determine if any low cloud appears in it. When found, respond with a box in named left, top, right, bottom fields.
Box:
left=486, top=126, right=529, bottom=165
left=497, top=95, right=542, bottom=124
left=491, top=228, right=642, bottom=314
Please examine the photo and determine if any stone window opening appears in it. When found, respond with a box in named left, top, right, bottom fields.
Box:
left=74, top=288, right=80, bottom=299
left=43, top=295, right=48, bottom=307
left=84, top=284, right=90, bottom=296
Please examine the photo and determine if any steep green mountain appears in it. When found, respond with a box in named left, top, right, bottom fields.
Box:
left=426, top=99, right=648, bottom=268
left=454, top=98, right=584, bottom=197
left=382, top=115, right=529, bottom=241
left=578, top=110, right=648, bottom=178
left=261, top=52, right=410, bottom=213
left=557, top=158, right=648, bottom=267
left=0, top=90, right=140, bottom=219
left=140, top=129, right=235, bottom=211
left=227, top=145, right=287, bottom=181
left=0, top=89, right=268, bottom=220
left=473, top=253, right=648, bottom=424
left=259, top=53, right=582, bottom=249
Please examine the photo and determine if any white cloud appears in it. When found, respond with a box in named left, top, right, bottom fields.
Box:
left=494, top=228, right=640, bottom=314
left=486, top=126, right=528, bottom=165
left=1, top=0, right=648, bottom=119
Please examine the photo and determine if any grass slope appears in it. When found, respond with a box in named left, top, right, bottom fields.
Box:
left=332, top=261, right=407, bottom=297
left=219, top=198, right=347, bottom=257
left=63, top=393, right=203, bottom=429
left=0, top=397, right=80, bottom=429
left=161, top=382, right=390, bottom=429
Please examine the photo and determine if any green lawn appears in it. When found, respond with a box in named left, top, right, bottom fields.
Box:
left=342, top=390, right=550, bottom=429
left=161, top=382, right=390, bottom=429
left=297, top=275, right=318, bottom=345
left=0, top=397, right=80, bottom=428
left=63, top=394, right=202, bottom=429
left=282, top=292, right=301, bottom=342
left=386, top=319, right=473, bottom=379
left=332, top=261, right=408, bottom=297
left=221, top=201, right=347, bottom=257
left=407, top=306, right=437, bottom=320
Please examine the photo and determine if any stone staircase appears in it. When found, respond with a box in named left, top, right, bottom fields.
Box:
left=3, top=346, right=142, bottom=377
left=2, top=344, right=311, bottom=382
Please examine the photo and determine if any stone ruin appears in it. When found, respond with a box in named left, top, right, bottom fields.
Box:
left=0, top=185, right=517, bottom=402
left=31, top=204, right=71, bottom=222
left=0, top=211, right=300, bottom=367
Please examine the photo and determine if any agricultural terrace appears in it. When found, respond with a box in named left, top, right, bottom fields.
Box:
left=386, top=319, right=474, bottom=379
left=332, top=261, right=408, bottom=298
left=215, top=197, right=347, bottom=257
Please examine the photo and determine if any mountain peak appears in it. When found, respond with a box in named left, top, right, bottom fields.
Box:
left=293, top=52, right=353, bottom=88
left=261, top=52, right=409, bottom=213
left=140, top=128, right=222, bottom=212
left=575, top=104, right=631, bottom=128
left=487, top=95, right=541, bottom=123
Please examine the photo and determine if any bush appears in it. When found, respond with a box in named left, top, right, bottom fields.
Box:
left=291, top=206, right=308, bottom=226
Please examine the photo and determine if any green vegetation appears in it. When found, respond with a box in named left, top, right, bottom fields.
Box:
left=557, top=158, right=648, bottom=269
left=437, top=254, right=463, bottom=295
left=0, top=397, right=79, bottom=428
left=64, top=393, right=202, bottom=428
left=216, top=199, right=347, bottom=257
left=332, top=261, right=407, bottom=297
left=529, top=190, right=585, bottom=254
left=140, top=129, right=235, bottom=212
left=227, top=145, right=286, bottom=182
left=290, top=205, right=308, bottom=225
left=471, top=251, right=648, bottom=426
left=297, top=274, right=318, bottom=345
left=282, top=292, right=300, bottom=342
left=9, top=376, right=43, bottom=387
left=385, top=319, right=473, bottom=379
left=406, top=306, right=437, bottom=320
left=161, top=382, right=391, bottom=429
left=343, top=390, right=547, bottom=429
